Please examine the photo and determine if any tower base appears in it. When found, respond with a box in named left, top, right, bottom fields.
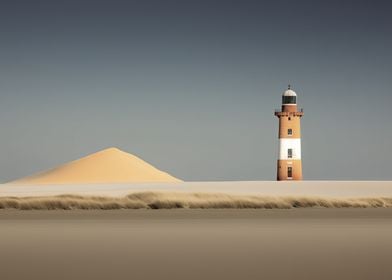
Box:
left=277, top=160, right=302, bottom=181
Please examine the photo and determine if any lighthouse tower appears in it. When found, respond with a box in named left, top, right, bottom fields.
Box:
left=274, top=86, right=304, bottom=181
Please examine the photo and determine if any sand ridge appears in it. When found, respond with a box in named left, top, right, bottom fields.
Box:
left=9, top=147, right=182, bottom=185
left=3, top=181, right=392, bottom=198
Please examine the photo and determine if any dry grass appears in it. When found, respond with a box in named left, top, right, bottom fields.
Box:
left=0, top=192, right=391, bottom=210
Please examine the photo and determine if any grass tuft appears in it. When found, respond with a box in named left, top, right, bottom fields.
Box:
left=0, top=192, right=391, bottom=210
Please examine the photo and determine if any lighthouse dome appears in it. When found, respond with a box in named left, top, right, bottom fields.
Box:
left=282, top=86, right=297, bottom=104
left=283, top=89, right=297, bottom=97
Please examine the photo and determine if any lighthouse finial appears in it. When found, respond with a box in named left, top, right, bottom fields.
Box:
left=288, top=84, right=291, bottom=90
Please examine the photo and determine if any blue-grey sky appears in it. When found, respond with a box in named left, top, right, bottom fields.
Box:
left=1, top=0, right=391, bottom=182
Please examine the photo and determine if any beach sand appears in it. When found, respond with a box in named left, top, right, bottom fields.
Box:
left=1, top=209, right=391, bottom=280
left=2, top=180, right=392, bottom=197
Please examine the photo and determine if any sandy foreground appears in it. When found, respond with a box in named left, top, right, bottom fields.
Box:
left=0, top=208, right=391, bottom=280
left=1, top=180, right=392, bottom=197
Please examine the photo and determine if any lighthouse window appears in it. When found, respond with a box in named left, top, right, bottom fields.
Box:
left=282, top=96, right=296, bottom=104
left=288, top=167, right=293, bottom=178
left=288, top=149, right=293, bottom=159
left=288, top=129, right=293, bottom=135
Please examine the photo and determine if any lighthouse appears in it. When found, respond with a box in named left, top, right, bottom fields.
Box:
left=274, top=85, right=304, bottom=180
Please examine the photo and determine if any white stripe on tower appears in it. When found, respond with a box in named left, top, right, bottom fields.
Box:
left=278, top=139, right=301, bottom=160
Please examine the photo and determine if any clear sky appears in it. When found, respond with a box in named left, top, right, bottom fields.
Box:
left=1, top=0, right=391, bottom=182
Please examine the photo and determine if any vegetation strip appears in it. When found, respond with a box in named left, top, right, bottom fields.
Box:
left=0, top=192, right=392, bottom=210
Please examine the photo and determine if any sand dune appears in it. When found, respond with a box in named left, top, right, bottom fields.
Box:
left=9, top=147, right=181, bottom=185
left=0, top=192, right=391, bottom=210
